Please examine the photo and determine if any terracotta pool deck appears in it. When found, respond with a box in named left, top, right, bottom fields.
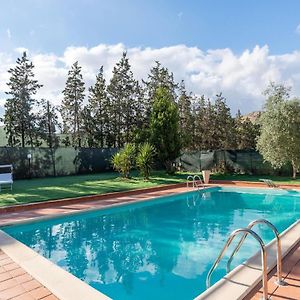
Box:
left=0, top=181, right=299, bottom=299
left=247, top=241, right=300, bottom=300
left=0, top=249, right=58, bottom=300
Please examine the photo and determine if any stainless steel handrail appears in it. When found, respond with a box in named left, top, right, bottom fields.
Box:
left=186, top=175, right=194, bottom=187
left=206, top=228, right=268, bottom=300
left=186, top=175, right=203, bottom=189
left=226, top=219, right=285, bottom=286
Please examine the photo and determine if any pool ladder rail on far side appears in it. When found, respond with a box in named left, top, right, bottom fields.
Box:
left=206, top=219, right=286, bottom=300
left=186, top=175, right=203, bottom=190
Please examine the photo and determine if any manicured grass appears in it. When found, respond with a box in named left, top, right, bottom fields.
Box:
left=1, top=171, right=299, bottom=207
left=0, top=171, right=187, bottom=207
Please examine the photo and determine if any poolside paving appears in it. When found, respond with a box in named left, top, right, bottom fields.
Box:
left=246, top=241, right=300, bottom=300
left=0, top=249, right=58, bottom=300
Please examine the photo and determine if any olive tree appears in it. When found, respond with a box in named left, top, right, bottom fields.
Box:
left=257, top=83, right=300, bottom=179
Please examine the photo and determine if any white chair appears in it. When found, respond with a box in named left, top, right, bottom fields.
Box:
left=0, top=165, right=13, bottom=191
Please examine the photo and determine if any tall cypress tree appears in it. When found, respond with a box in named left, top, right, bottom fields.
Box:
left=61, top=61, right=85, bottom=147
left=143, top=61, right=178, bottom=120
left=150, top=87, right=181, bottom=173
left=3, top=52, right=42, bottom=147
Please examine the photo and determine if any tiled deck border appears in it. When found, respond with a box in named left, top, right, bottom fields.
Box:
left=0, top=249, right=58, bottom=300
left=247, top=240, right=300, bottom=300
left=0, top=181, right=300, bottom=300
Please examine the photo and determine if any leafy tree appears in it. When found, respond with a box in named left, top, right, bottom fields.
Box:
left=150, top=87, right=181, bottom=173
left=61, top=136, right=71, bottom=147
left=136, top=143, right=156, bottom=179
left=3, top=52, right=42, bottom=147
left=107, top=52, right=140, bottom=147
left=178, top=80, right=194, bottom=150
left=111, top=143, right=136, bottom=178
left=61, top=61, right=85, bottom=147
left=257, top=83, right=300, bottom=179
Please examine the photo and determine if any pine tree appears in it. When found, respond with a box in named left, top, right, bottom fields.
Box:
left=178, top=80, right=193, bottom=149
left=37, top=99, right=60, bottom=175
left=61, top=61, right=85, bottom=147
left=107, top=52, right=140, bottom=147
left=201, top=98, right=217, bottom=149
left=3, top=52, right=42, bottom=147
left=84, top=66, right=110, bottom=147
left=193, top=95, right=207, bottom=149
left=37, top=99, right=60, bottom=148
left=214, top=93, right=237, bottom=149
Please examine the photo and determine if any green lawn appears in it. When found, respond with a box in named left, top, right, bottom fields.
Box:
left=0, top=171, right=187, bottom=207
left=0, top=171, right=299, bottom=207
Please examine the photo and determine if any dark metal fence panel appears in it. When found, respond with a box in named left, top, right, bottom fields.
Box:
left=0, top=147, right=118, bottom=179
left=0, top=147, right=293, bottom=179
left=178, top=149, right=292, bottom=175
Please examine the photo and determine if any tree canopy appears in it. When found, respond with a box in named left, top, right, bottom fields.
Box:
left=257, top=83, right=300, bottom=178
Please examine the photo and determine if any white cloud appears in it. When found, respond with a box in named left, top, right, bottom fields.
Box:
left=1, top=43, right=300, bottom=114
left=14, top=47, right=29, bottom=55
left=296, top=24, right=300, bottom=34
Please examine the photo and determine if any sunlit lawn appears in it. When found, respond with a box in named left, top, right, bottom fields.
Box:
left=0, top=171, right=187, bottom=207
left=0, top=171, right=299, bottom=207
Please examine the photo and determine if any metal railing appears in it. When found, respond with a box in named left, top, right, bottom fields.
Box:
left=226, top=219, right=285, bottom=286
left=186, top=175, right=203, bottom=189
left=206, top=228, right=269, bottom=300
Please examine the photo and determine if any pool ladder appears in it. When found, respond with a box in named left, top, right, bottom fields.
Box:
left=187, top=175, right=203, bottom=190
left=206, top=219, right=285, bottom=300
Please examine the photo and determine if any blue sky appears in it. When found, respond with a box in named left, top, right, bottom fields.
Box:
left=1, top=0, right=300, bottom=54
left=1, top=0, right=300, bottom=114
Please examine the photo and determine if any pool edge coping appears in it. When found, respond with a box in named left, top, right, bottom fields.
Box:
left=194, top=219, right=300, bottom=300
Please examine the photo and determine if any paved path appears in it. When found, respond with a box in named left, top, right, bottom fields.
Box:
left=0, top=250, right=58, bottom=300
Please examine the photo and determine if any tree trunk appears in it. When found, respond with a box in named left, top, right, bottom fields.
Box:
left=292, top=161, right=297, bottom=179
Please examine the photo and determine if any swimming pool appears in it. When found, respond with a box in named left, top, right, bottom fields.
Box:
left=2, top=187, right=300, bottom=300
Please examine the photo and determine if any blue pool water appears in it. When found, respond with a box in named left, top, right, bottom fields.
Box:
left=2, top=187, right=300, bottom=300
